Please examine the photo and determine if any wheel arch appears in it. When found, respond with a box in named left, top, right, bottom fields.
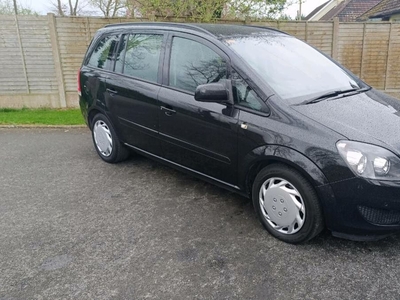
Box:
left=87, top=108, right=104, bottom=129
left=88, top=107, right=126, bottom=145
left=241, top=145, right=330, bottom=196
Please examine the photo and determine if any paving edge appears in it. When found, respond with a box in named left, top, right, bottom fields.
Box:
left=0, top=124, right=87, bottom=129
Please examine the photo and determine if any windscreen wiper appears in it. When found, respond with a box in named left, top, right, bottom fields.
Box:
left=301, top=87, right=370, bottom=105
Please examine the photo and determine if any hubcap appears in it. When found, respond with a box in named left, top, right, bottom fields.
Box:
left=93, top=120, right=113, bottom=157
left=259, top=177, right=306, bottom=235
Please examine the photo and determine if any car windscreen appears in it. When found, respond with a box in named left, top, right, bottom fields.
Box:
left=224, top=34, right=360, bottom=104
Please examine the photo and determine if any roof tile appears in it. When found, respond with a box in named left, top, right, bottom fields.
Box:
left=318, top=0, right=381, bottom=21
left=358, top=0, right=400, bottom=20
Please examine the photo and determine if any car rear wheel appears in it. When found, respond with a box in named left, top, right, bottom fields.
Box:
left=252, top=164, right=324, bottom=244
left=91, top=113, right=129, bottom=163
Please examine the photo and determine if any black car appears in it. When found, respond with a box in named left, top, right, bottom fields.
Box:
left=79, top=22, right=400, bottom=244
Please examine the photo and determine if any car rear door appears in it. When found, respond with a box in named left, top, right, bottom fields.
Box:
left=80, top=33, right=120, bottom=122
left=105, top=31, right=166, bottom=155
left=158, top=33, right=239, bottom=186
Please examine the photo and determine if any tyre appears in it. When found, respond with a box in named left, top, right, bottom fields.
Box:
left=91, top=113, right=129, bottom=163
left=252, top=164, right=324, bottom=244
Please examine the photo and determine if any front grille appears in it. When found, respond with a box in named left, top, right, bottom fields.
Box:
left=358, top=206, right=400, bottom=226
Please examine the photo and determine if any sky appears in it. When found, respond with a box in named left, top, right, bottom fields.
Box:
left=24, top=0, right=328, bottom=18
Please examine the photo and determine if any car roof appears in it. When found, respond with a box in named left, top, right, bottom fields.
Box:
left=103, top=22, right=287, bottom=38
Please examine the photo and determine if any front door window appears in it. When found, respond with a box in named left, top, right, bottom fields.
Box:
left=169, top=37, right=227, bottom=93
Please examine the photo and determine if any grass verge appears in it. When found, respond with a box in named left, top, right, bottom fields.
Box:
left=0, top=108, right=85, bottom=125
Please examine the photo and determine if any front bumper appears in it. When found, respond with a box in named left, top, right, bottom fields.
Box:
left=317, top=177, right=400, bottom=240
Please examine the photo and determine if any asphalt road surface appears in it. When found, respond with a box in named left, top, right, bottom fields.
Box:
left=1, top=128, right=400, bottom=299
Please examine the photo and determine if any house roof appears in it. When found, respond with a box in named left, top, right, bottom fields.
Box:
left=305, top=0, right=330, bottom=20
left=358, top=0, right=400, bottom=20
left=322, top=0, right=381, bottom=21
left=320, top=0, right=349, bottom=21
left=307, top=0, right=381, bottom=21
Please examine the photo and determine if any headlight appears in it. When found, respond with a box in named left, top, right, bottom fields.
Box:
left=336, top=141, right=400, bottom=180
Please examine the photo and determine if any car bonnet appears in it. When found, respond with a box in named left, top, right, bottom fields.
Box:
left=291, top=91, right=400, bottom=155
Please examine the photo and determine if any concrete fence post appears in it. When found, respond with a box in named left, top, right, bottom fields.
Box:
left=47, top=13, right=67, bottom=108
left=85, top=17, right=92, bottom=46
left=384, top=22, right=393, bottom=91
left=360, top=22, right=367, bottom=79
left=332, top=17, right=339, bottom=59
left=14, top=15, right=29, bottom=94
left=305, top=21, right=308, bottom=42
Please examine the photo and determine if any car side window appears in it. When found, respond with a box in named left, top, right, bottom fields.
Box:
left=87, top=34, right=120, bottom=70
left=115, top=34, right=163, bottom=83
left=232, top=71, right=264, bottom=112
left=169, top=37, right=227, bottom=93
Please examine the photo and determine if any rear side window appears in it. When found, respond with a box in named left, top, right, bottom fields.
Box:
left=115, top=34, right=163, bottom=83
left=169, top=37, right=227, bottom=93
left=87, top=34, right=120, bottom=70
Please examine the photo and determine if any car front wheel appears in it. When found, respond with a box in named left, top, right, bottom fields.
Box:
left=252, top=164, right=324, bottom=244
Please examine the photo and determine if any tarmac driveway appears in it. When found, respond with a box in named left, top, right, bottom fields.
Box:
left=1, top=128, right=400, bottom=299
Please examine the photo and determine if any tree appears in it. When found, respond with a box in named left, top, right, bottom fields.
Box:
left=50, top=0, right=90, bottom=16
left=133, top=0, right=290, bottom=21
left=226, top=0, right=289, bottom=19
left=125, top=0, right=147, bottom=17
left=278, top=13, right=293, bottom=20
left=133, top=0, right=227, bottom=21
left=90, top=0, right=127, bottom=17
left=0, top=0, right=38, bottom=15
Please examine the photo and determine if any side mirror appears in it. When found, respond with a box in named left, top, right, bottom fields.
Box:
left=194, top=80, right=232, bottom=104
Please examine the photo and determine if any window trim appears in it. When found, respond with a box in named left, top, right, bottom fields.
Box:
left=231, top=68, right=270, bottom=114
left=112, top=33, right=128, bottom=73
left=235, top=104, right=270, bottom=117
left=163, top=32, right=232, bottom=94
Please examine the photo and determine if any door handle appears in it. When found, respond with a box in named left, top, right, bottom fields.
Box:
left=106, top=88, right=118, bottom=96
left=161, top=106, right=176, bottom=116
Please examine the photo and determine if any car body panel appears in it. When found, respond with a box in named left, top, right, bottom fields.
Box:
left=106, top=74, right=162, bottom=155
left=328, top=177, right=400, bottom=236
left=79, top=66, right=110, bottom=125
left=292, top=90, right=400, bottom=154
left=238, top=97, right=353, bottom=184
left=158, top=87, right=240, bottom=184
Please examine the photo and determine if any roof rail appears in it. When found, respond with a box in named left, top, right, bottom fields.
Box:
left=104, top=22, right=214, bottom=36
left=243, top=25, right=288, bottom=35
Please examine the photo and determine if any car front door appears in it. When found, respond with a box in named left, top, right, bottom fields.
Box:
left=158, top=34, right=239, bottom=186
left=105, top=32, right=166, bottom=155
